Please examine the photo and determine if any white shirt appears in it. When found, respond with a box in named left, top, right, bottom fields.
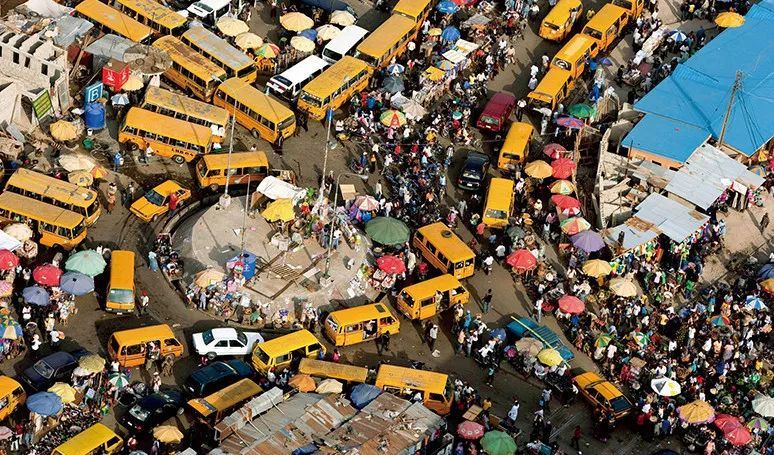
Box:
left=508, top=403, right=520, bottom=420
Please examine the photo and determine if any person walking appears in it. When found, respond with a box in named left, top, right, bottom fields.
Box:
left=112, top=151, right=122, bottom=172
left=571, top=424, right=583, bottom=450
left=138, top=291, right=150, bottom=316
left=482, top=289, right=493, bottom=313
left=485, top=364, right=496, bottom=386
left=106, top=183, right=117, bottom=213
left=760, top=212, right=770, bottom=232
left=507, top=398, right=520, bottom=426
left=427, top=323, right=438, bottom=351
left=168, top=191, right=179, bottom=216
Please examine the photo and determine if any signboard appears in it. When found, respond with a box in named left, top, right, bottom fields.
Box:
left=102, top=60, right=130, bottom=92
left=31, top=90, right=53, bottom=120
left=84, top=82, right=104, bottom=106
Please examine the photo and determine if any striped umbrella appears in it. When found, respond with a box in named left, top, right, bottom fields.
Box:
left=108, top=372, right=131, bottom=388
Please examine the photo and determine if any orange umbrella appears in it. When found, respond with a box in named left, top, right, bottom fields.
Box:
left=288, top=373, right=316, bottom=392
left=551, top=157, right=576, bottom=179
left=506, top=249, right=537, bottom=273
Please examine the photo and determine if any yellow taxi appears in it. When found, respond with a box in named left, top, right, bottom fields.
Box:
left=130, top=180, right=191, bottom=222
left=573, top=371, right=633, bottom=420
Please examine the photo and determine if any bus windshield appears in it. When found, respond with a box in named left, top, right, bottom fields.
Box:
left=108, top=289, right=134, bottom=304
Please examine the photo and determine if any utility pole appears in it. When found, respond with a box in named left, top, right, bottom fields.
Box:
left=717, top=71, right=743, bottom=149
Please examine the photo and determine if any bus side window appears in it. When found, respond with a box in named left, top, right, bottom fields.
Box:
left=426, top=243, right=436, bottom=254
left=429, top=392, right=445, bottom=403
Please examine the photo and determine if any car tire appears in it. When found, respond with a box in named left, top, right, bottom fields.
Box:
left=177, top=407, right=185, bottom=416
left=173, top=155, right=185, bottom=164
left=206, top=352, right=216, bottom=361
left=209, top=184, right=219, bottom=192
left=151, top=214, right=158, bottom=222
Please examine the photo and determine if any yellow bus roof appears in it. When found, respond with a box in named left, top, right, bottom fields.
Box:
left=555, top=34, right=597, bottom=61
left=416, top=222, right=475, bottom=261
left=124, top=107, right=213, bottom=147
left=328, top=303, right=394, bottom=326
left=356, top=15, right=416, bottom=61
left=300, top=56, right=369, bottom=100
left=503, top=121, right=533, bottom=148
left=543, top=0, right=582, bottom=25
left=584, top=3, right=629, bottom=31
left=201, top=151, right=268, bottom=169
left=75, top=0, right=152, bottom=42
left=0, top=192, right=83, bottom=229
left=217, top=78, right=294, bottom=124
left=530, top=68, right=573, bottom=100
left=111, top=324, right=176, bottom=345
left=143, top=86, right=229, bottom=126
left=0, top=376, right=21, bottom=393
left=392, top=0, right=430, bottom=19
left=182, top=26, right=254, bottom=71
left=188, top=379, right=262, bottom=417
left=376, top=364, right=448, bottom=394
left=153, top=35, right=226, bottom=83
left=109, top=250, right=135, bottom=290
left=6, top=168, right=98, bottom=209
left=116, top=0, right=187, bottom=30
left=402, top=274, right=463, bottom=298
left=52, top=423, right=120, bottom=455
left=486, top=178, right=514, bottom=210
left=298, top=358, right=369, bottom=383
left=254, top=329, right=319, bottom=357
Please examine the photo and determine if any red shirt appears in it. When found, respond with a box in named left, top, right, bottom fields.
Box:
left=168, top=192, right=179, bottom=210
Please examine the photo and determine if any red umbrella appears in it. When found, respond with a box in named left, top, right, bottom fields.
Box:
left=724, top=425, right=752, bottom=446
left=558, top=295, right=585, bottom=314
left=551, top=194, right=580, bottom=210
left=714, top=414, right=743, bottom=433
left=543, top=143, right=566, bottom=159
left=376, top=255, right=406, bottom=274
left=33, top=264, right=62, bottom=287
left=506, top=249, right=537, bottom=273
left=551, top=158, right=576, bottom=179
left=0, top=250, right=19, bottom=271
left=457, top=420, right=485, bottom=440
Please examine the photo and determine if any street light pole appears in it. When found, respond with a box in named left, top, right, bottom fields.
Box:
left=323, top=172, right=364, bottom=277
left=241, top=176, right=252, bottom=257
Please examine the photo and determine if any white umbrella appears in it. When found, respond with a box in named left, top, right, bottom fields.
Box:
left=316, top=24, right=340, bottom=41
left=3, top=224, right=33, bottom=241
left=290, top=36, right=315, bottom=52
left=316, top=378, right=343, bottom=394
left=752, top=394, right=774, bottom=417
left=110, top=93, right=130, bottom=106
left=59, top=154, right=97, bottom=172
left=650, top=377, right=681, bottom=397
left=329, top=10, right=355, bottom=26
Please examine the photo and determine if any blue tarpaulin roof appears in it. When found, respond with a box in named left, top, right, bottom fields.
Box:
left=623, top=115, right=710, bottom=163
left=624, top=0, right=774, bottom=160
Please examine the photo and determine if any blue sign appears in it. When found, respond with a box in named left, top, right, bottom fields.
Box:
left=83, top=82, right=104, bottom=106
left=325, top=108, right=334, bottom=123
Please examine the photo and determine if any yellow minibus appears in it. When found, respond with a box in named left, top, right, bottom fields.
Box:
left=105, top=250, right=135, bottom=314
left=251, top=330, right=324, bottom=373
left=550, top=34, right=600, bottom=80
left=187, top=378, right=262, bottom=424
left=375, top=364, right=453, bottom=415
left=527, top=67, right=575, bottom=112
left=396, top=274, right=470, bottom=320
left=52, top=423, right=123, bottom=455
left=298, top=358, right=369, bottom=384
left=196, top=151, right=269, bottom=191
left=412, top=222, right=475, bottom=279
left=0, top=192, right=86, bottom=250
left=354, top=14, right=416, bottom=69
left=0, top=376, right=25, bottom=421
left=142, top=86, right=229, bottom=143
left=152, top=35, right=227, bottom=102
left=297, top=56, right=370, bottom=120
left=213, top=77, right=296, bottom=144
left=113, top=0, right=187, bottom=36
left=539, top=0, right=583, bottom=42
left=581, top=4, right=630, bottom=51
left=613, top=0, right=646, bottom=17
left=107, top=324, right=184, bottom=367
left=5, top=168, right=101, bottom=225
left=182, top=26, right=258, bottom=83
left=324, top=303, right=400, bottom=347
left=75, top=0, right=153, bottom=43
left=483, top=178, right=514, bottom=229
left=392, top=0, right=433, bottom=25
left=498, top=121, right=533, bottom=170
left=119, top=107, right=214, bottom=163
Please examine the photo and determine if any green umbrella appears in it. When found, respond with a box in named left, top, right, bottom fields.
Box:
left=568, top=103, right=596, bottom=119
left=365, top=217, right=411, bottom=246
left=65, top=250, right=107, bottom=277
left=480, top=431, right=517, bottom=455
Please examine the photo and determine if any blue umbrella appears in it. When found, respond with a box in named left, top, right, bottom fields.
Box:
left=490, top=328, right=507, bottom=341
left=386, top=63, right=405, bottom=75
left=441, top=26, right=460, bottom=42
left=436, top=0, right=459, bottom=14
left=59, top=271, right=95, bottom=296
left=556, top=116, right=585, bottom=129
left=758, top=263, right=774, bottom=279
left=298, top=28, right=317, bottom=41
left=350, top=383, right=382, bottom=409
left=27, top=392, right=63, bottom=416
left=22, top=286, right=50, bottom=307
left=571, top=230, right=605, bottom=253
left=745, top=295, right=767, bottom=311
left=382, top=75, right=404, bottom=94
left=669, top=30, right=687, bottom=42
left=599, top=57, right=614, bottom=66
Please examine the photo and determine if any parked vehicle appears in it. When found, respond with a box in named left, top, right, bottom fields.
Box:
left=192, top=328, right=264, bottom=360
left=457, top=151, right=490, bottom=190
left=184, top=360, right=254, bottom=397
left=573, top=371, right=633, bottom=421
left=119, top=389, right=185, bottom=433
left=20, top=352, right=79, bottom=392
left=130, top=180, right=191, bottom=222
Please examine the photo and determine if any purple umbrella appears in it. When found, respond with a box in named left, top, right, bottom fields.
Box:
left=556, top=116, right=585, bottom=129
left=571, top=230, right=605, bottom=252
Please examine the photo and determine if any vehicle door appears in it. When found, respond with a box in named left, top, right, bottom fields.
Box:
left=163, top=337, right=183, bottom=358
left=105, top=435, right=123, bottom=454
left=418, top=296, right=436, bottom=320
left=123, top=343, right=146, bottom=367
left=228, top=337, right=247, bottom=355
left=212, top=339, right=230, bottom=356
left=343, top=323, right=362, bottom=345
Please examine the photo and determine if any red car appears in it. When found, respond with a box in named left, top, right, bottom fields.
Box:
left=477, top=92, right=516, bottom=133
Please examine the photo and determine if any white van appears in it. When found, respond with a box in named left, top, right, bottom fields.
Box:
left=186, top=0, right=238, bottom=27
left=266, top=55, right=329, bottom=100
left=322, top=25, right=368, bottom=64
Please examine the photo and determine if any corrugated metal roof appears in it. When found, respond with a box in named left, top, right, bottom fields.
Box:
left=603, top=221, right=659, bottom=251
left=634, top=193, right=708, bottom=243
left=84, top=34, right=133, bottom=60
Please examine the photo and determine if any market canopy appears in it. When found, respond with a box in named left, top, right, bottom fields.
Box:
left=633, top=193, right=709, bottom=243
left=256, top=176, right=305, bottom=201
left=365, top=217, right=410, bottom=245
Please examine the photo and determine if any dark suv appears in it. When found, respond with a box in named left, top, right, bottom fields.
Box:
left=120, top=389, right=185, bottom=433
left=19, top=352, right=79, bottom=392
left=457, top=151, right=491, bottom=190
left=184, top=360, right=253, bottom=397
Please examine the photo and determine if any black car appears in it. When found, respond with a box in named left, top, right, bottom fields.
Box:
left=457, top=151, right=491, bottom=190
left=120, top=389, right=185, bottom=433
left=184, top=360, right=253, bottom=397
left=19, top=351, right=79, bottom=392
